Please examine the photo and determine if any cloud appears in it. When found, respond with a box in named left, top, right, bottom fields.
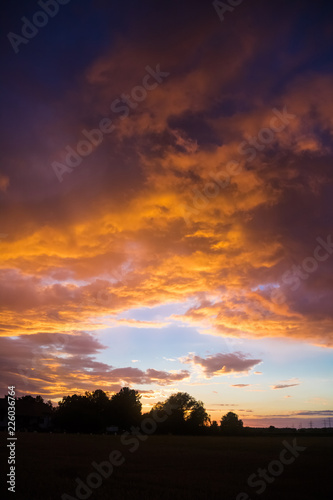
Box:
left=231, top=384, right=250, bottom=388
left=215, top=404, right=239, bottom=406
left=271, top=383, right=300, bottom=390
left=138, top=390, right=156, bottom=399
left=1, top=0, right=333, bottom=398
left=270, top=379, right=300, bottom=389
left=0, top=174, right=9, bottom=192
left=1, top=70, right=333, bottom=347
left=0, top=333, right=190, bottom=398
left=182, top=352, right=262, bottom=378
left=170, top=129, right=198, bottom=154
left=116, top=319, right=170, bottom=329
left=259, top=410, right=333, bottom=418
left=292, top=410, right=333, bottom=417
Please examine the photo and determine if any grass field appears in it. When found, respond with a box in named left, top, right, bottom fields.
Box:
left=1, top=432, right=332, bottom=499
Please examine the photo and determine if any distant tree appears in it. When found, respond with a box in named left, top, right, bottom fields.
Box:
left=220, top=412, right=244, bottom=435
left=16, top=395, right=53, bottom=431
left=85, top=389, right=111, bottom=429
left=187, top=400, right=211, bottom=431
left=152, top=392, right=210, bottom=434
left=148, top=401, right=169, bottom=429
left=18, top=395, right=53, bottom=411
left=110, top=387, right=142, bottom=430
left=55, top=394, right=95, bottom=432
left=54, top=390, right=112, bottom=432
left=54, top=387, right=142, bottom=433
left=85, top=389, right=110, bottom=413
left=210, top=420, right=219, bottom=434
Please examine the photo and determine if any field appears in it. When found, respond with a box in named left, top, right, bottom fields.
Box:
left=0, top=432, right=332, bottom=499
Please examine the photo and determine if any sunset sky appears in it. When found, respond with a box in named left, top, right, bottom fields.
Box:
left=0, top=0, right=332, bottom=427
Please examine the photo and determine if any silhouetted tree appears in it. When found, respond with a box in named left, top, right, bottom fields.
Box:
left=110, top=387, right=142, bottom=430
left=55, top=394, right=95, bottom=432
left=220, top=411, right=244, bottom=435
left=151, top=392, right=210, bottom=434
left=210, top=420, right=219, bottom=434
left=187, top=400, right=211, bottom=432
left=85, top=389, right=111, bottom=429
left=54, top=387, right=142, bottom=433
left=16, top=395, right=53, bottom=431
left=18, top=395, right=52, bottom=409
left=54, top=390, right=113, bottom=432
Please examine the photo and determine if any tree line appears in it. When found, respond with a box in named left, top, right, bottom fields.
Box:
left=8, top=388, right=245, bottom=435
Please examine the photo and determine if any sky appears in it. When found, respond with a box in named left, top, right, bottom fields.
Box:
left=0, top=0, right=332, bottom=428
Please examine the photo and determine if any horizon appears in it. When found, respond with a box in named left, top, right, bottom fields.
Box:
left=2, top=390, right=332, bottom=430
left=2, top=389, right=332, bottom=430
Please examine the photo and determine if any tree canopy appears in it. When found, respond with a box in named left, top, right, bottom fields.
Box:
left=220, top=411, right=244, bottom=434
left=54, top=387, right=142, bottom=432
left=110, top=387, right=142, bottom=429
left=150, top=392, right=210, bottom=434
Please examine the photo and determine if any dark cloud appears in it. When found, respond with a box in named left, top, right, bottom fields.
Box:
left=272, top=383, right=300, bottom=389
left=293, top=410, right=333, bottom=416
left=260, top=410, right=333, bottom=418
left=183, top=352, right=262, bottom=377
left=215, top=404, right=239, bottom=407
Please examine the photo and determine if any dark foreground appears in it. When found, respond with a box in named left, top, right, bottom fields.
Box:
left=0, top=433, right=332, bottom=499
